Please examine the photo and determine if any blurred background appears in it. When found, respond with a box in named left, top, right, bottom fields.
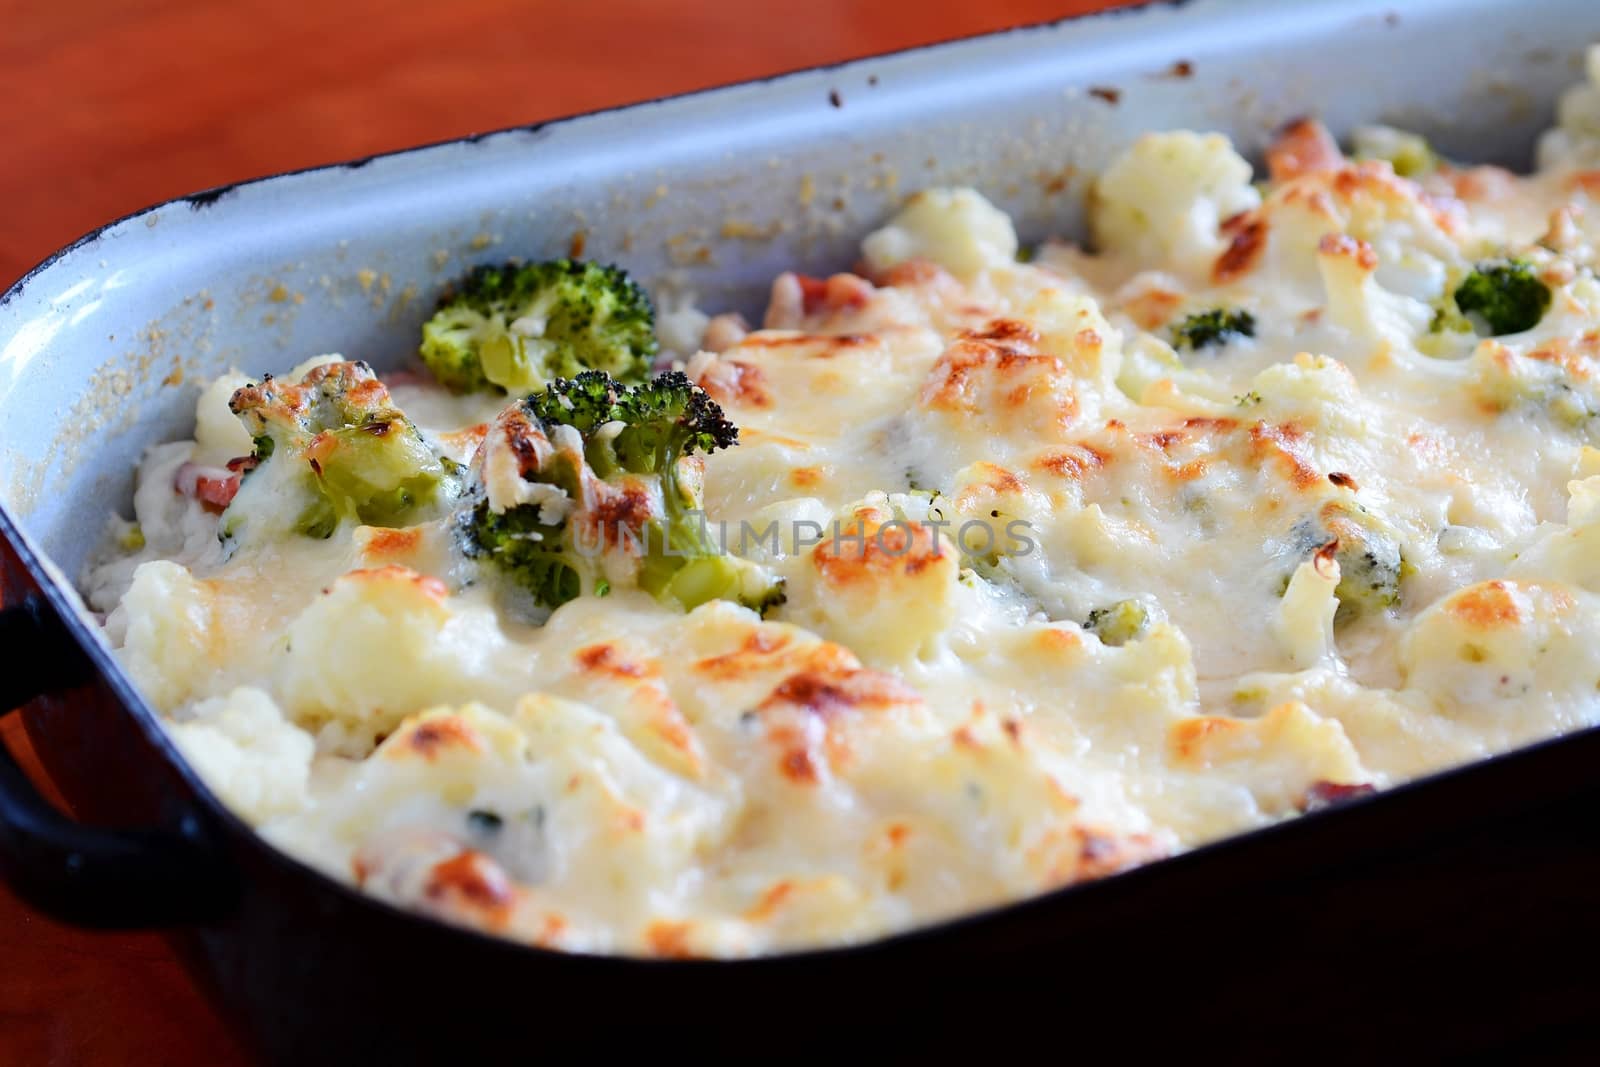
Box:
left=2, top=0, right=1138, bottom=288
left=1, top=1, right=1135, bottom=1062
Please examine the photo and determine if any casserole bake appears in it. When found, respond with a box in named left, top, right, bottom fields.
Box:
left=5, top=0, right=1600, bottom=1057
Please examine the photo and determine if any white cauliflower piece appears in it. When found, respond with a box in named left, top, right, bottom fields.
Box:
left=1315, top=234, right=1432, bottom=350
left=277, top=566, right=521, bottom=747
left=861, top=188, right=1018, bottom=279
left=1275, top=556, right=1340, bottom=669
left=508, top=694, right=736, bottom=904
left=1247, top=353, right=1369, bottom=437
left=1091, top=131, right=1261, bottom=279
left=192, top=371, right=256, bottom=466
left=169, top=687, right=314, bottom=822
left=1568, top=472, right=1600, bottom=526
left=782, top=497, right=960, bottom=664
left=1017, top=287, right=1125, bottom=395
left=653, top=286, right=710, bottom=361
left=1400, top=580, right=1600, bottom=714
left=273, top=698, right=734, bottom=945
left=1503, top=476, right=1600, bottom=592
left=1168, top=702, right=1368, bottom=816
left=112, top=560, right=222, bottom=709
left=1538, top=44, right=1600, bottom=169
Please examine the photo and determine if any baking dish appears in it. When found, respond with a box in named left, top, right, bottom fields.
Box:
left=5, top=0, right=1600, bottom=1058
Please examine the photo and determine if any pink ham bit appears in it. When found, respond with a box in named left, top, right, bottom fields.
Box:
left=174, top=460, right=243, bottom=512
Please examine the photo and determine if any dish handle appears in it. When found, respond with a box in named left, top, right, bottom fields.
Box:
left=0, top=595, right=235, bottom=927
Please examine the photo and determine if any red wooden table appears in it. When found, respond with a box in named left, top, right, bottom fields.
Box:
left=0, top=1, right=1135, bottom=1061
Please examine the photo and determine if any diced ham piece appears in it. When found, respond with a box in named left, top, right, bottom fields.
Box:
left=174, top=460, right=243, bottom=512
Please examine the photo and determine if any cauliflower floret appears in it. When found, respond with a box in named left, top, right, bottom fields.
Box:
left=782, top=496, right=960, bottom=664
left=1316, top=233, right=1432, bottom=349
left=192, top=370, right=256, bottom=466
left=1538, top=44, right=1600, bottom=169
left=1247, top=353, right=1369, bottom=436
left=112, top=560, right=222, bottom=709
left=1016, top=287, right=1125, bottom=395
left=1167, top=701, right=1368, bottom=816
left=1504, top=475, right=1600, bottom=592
left=861, top=188, right=1018, bottom=279
left=271, top=698, right=735, bottom=950
left=1275, top=555, right=1340, bottom=668
left=1090, top=131, right=1261, bottom=280
left=974, top=613, right=1199, bottom=724
left=1401, top=579, right=1600, bottom=716
left=653, top=287, right=711, bottom=361
left=915, top=325, right=1089, bottom=446
left=508, top=694, right=735, bottom=907
left=1253, top=145, right=1464, bottom=301
left=169, top=687, right=314, bottom=822
left=851, top=710, right=1166, bottom=895
left=277, top=566, right=521, bottom=748
left=1568, top=472, right=1600, bottom=525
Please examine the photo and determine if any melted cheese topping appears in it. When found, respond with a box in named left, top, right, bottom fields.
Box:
left=84, top=56, right=1600, bottom=956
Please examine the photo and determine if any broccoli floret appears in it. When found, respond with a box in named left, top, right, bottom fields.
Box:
left=1451, top=261, right=1551, bottom=336
left=531, top=369, right=737, bottom=475
left=465, top=500, right=582, bottom=607
left=1284, top=501, right=1405, bottom=621
left=1171, top=308, right=1256, bottom=351
left=1419, top=298, right=1476, bottom=359
left=1427, top=302, right=1474, bottom=336
left=1351, top=124, right=1438, bottom=178
left=221, top=361, right=454, bottom=545
left=460, top=370, right=782, bottom=615
left=419, top=259, right=657, bottom=395
left=1084, top=600, right=1149, bottom=646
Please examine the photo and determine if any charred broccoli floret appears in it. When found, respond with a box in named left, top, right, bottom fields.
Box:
left=466, top=500, right=581, bottom=607
left=1171, top=307, right=1256, bottom=352
left=1450, top=260, right=1551, bottom=336
left=220, top=361, right=454, bottom=546
left=1084, top=600, right=1150, bottom=646
left=419, top=259, right=657, bottom=394
left=460, top=370, right=783, bottom=615
left=1284, top=500, right=1405, bottom=621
